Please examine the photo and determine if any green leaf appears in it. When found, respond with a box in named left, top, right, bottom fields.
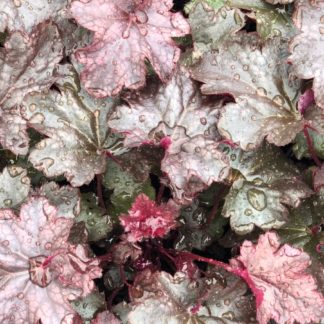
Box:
left=104, top=159, right=155, bottom=218
left=277, top=190, right=324, bottom=262
left=221, top=144, right=312, bottom=234
left=175, top=199, right=227, bottom=250
left=76, top=193, right=113, bottom=241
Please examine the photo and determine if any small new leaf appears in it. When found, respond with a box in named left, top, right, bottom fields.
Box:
left=120, top=194, right=179, bottom=242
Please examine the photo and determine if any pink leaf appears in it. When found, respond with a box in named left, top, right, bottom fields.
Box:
left=231, top=232, right=324, bottom=324
left=70, top=0, right=190, bottom=97
left=0, top=197, right=102, bottom=324
left=119, top=194, right=179, bottom=242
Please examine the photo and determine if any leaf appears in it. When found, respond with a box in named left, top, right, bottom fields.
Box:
left=223, top=178, right=311, bottom=234
left=120, top=194, right=179, bottom=242
left=186, top=0, right=245, bottom=59
left=288, top=0, right=324, bottom=109
left=231, top=231, right=324, bottom=324
left=127, top=269, right=256, bottom=323
left=108, top=69, right=230, bottom=203
left=264, top=0, right=294, bottom=3
left=92, top=311, right=121, bottom=324
left=221, top=144, right=312, bottom=234
left=293, top=104, right=324, bottom=159
left=22, top=76, right=125, bottom=186
left=111, top=238, right=142, bottom=265
left=226, top=0, right=295, bottom=40
left=0, top=0, right=69, bottom=32
left=0, top=165, right=30, bottom=209
left=104, top=158, right=155, bottom=218
left=277, top=191, right=324, bottom=262
left=293, top=130, right=324, bottom=160
left=0, top=197, right=102, bottom=324
left=70, top=0, right=190, bottom=97
left=71, top=290, right=106, bottom=322
left=37, top=181, right=81, bottom=219
left=191, top=34, right=303, bottom=150
left=175, top=199, right=227, bottom=250
left=0, top=22, right=63, bottom=154
left=314, top=164, right=324, bottom=192
left=76, top=193, right=113, bottom=241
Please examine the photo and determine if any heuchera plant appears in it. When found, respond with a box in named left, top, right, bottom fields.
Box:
left=0, top=0, right=323, bottom=323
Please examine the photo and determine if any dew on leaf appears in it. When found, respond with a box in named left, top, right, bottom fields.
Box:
left=247, top=188, right=267, bottom=211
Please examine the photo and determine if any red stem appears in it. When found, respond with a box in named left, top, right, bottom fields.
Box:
left=97, top=252, right=112, bottom=263
left=303, top=126, right=321, bottom=167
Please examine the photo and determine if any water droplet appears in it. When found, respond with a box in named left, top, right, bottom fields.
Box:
left=29, top=112, right=45, bottom=124
left=220, top=7, right=227, bottom=18
left=247, top=188, right=267, bottom=211
left=223, top=299, right=231, bottom=306
left=29, top=103, right=37, bottom=112
left=45, top=242, right=52, bottom=250
left=222, top=311, right=235, bottom=320
left=256, top=87, right=267, bottom=97
left=243, top=65, right=249, bottom=71
left=14, top=0, right=21, bottom=7
left=195, top=147, right=201, bottom=153
left=234, top=11, right=243, bottom=25
left=3, top=199, right=12, bottom=207
left=2, top=240, right=9, bottom=246
left=38, top=158, right=55, bottom=170
left=200, top=117, right=207, bottom=125
left=122, top=29, right=130, bottom=39
left=230, top=153, right=236, bottom=161
left=87, top=219, right=95, bottom=226
left=272, top=28, right=281, bottom=37
left=17, top=293, right=24, bottom=299
left=35, top=141, right=46, bottom=150
left=244, top=208, right=253, bottom=216
left=273, top=95, right=285, bottom=106
left=139, top=115, right=145, bottom=122
left=234, top=73, right=240, bottom=80
left=253, top=178, right=263, bottom=186
left=135, top=10, right=148, bottom=24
